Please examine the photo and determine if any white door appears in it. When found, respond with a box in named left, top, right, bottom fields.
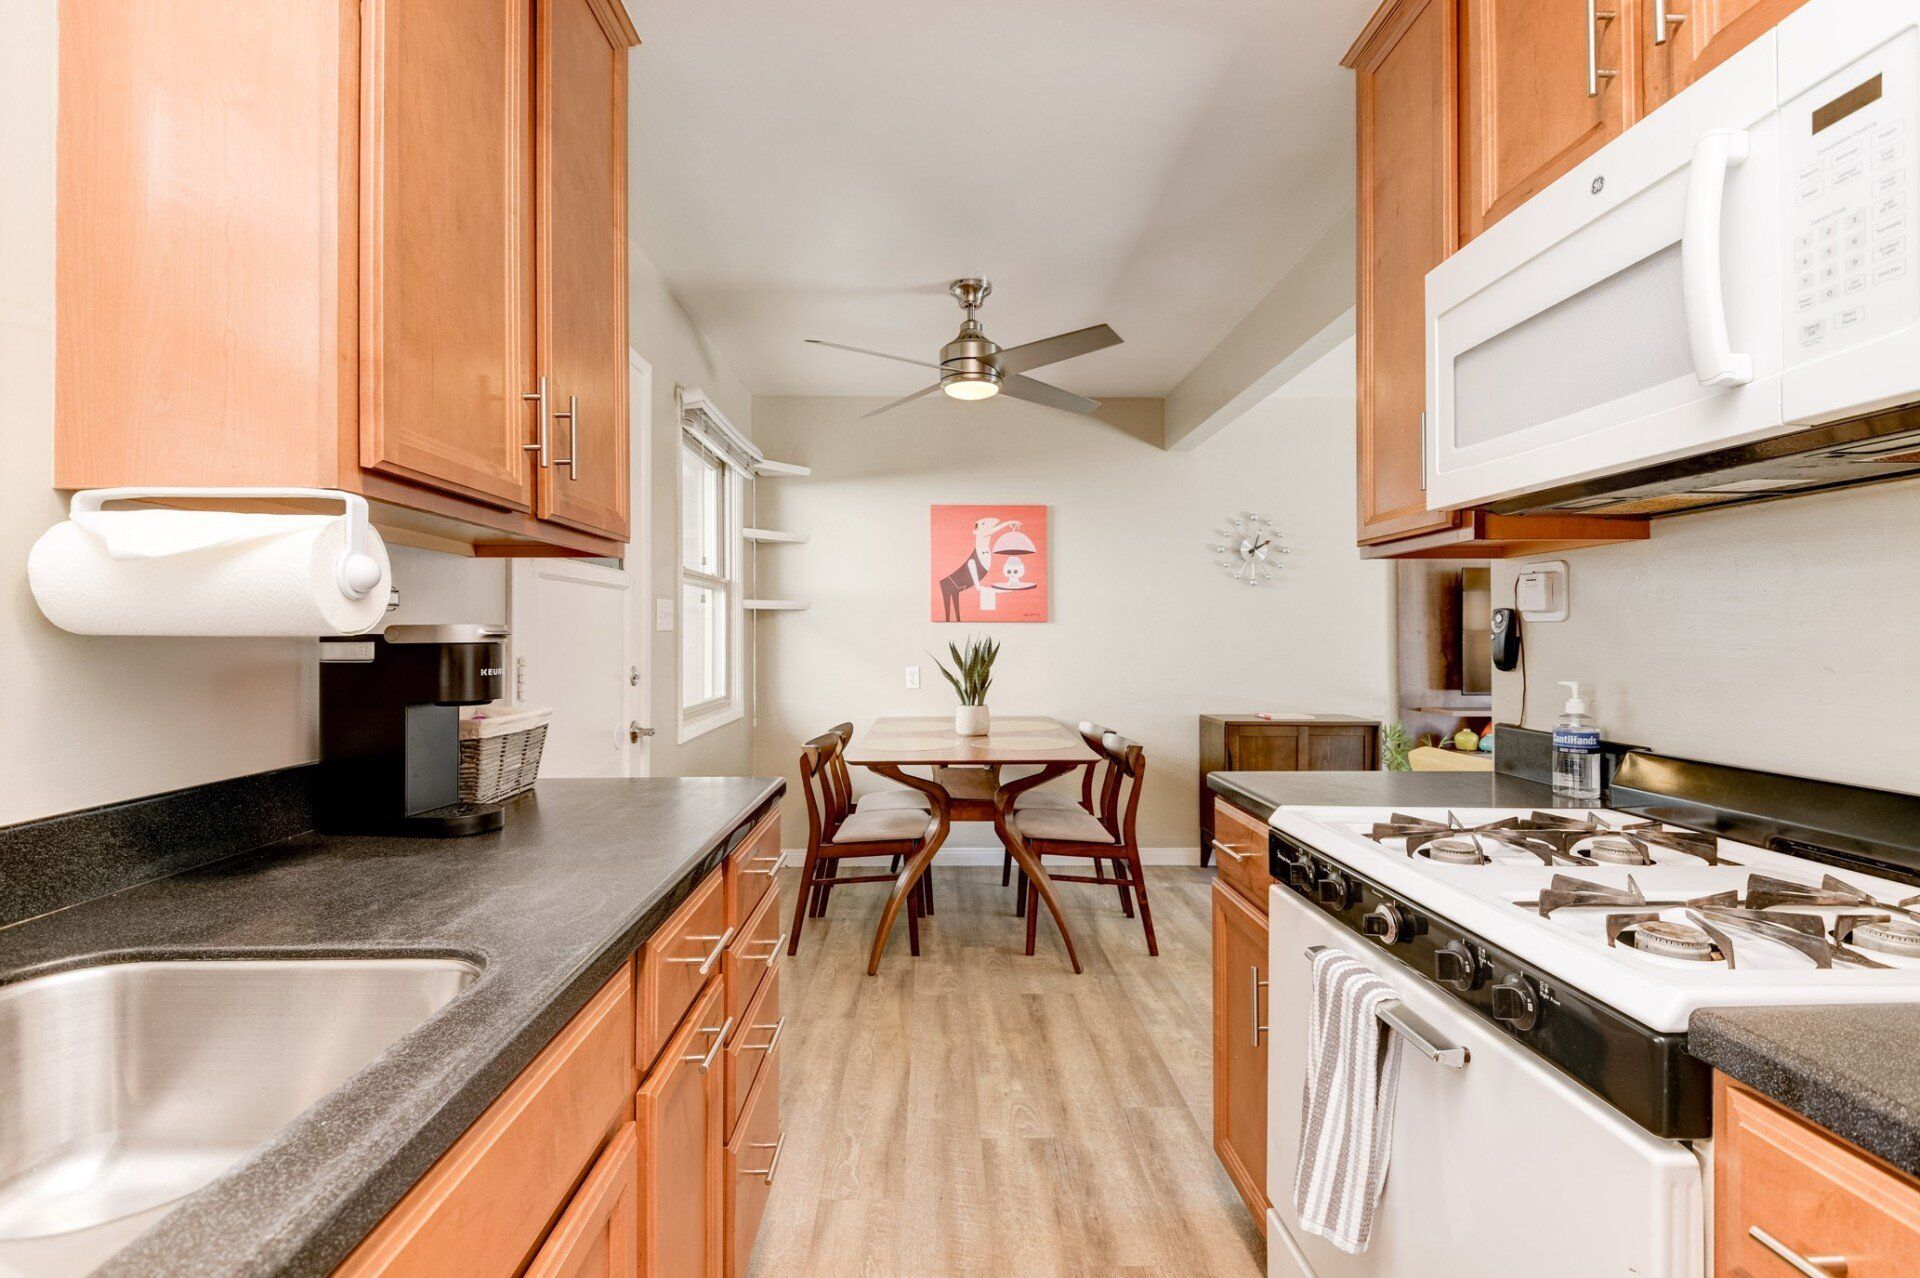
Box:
left=503, top=351, right=654, bottom=777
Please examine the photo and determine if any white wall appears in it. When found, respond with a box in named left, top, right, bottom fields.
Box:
left=0, top=1, right=750, bottom=825
left=1490, top=477, right=1920, bottom=795
left=746, top=391, right=1396, bottom=850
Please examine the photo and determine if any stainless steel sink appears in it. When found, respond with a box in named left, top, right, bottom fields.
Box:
left=0, top=956, right=480, bottom=1275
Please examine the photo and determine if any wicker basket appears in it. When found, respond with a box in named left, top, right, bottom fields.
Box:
left=458, top=706, right=551, bottom=805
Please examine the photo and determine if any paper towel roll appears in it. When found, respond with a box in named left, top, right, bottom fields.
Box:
left=28, top=509, right=393, bottom=637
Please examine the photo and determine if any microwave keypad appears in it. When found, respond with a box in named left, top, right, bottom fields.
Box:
left=1790, top=56, right=1916, bottom=355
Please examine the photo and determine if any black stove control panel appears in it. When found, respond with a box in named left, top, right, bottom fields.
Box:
left=1269, top=829, right=1711, bottom=1139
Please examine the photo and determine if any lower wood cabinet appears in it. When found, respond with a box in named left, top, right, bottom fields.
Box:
left=526, top=1123, right=640, bottom=1278
left=724, top=1048, right=783, bottom=1278
left=1714, top=1073, right=1920, bottom=1278
left=1212, top=878, right=1271, bottom=1224
left=637, top=979, right=725, bottom=1278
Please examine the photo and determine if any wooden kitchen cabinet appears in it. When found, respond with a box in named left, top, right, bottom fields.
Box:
left=1639, top=0, right=1809, bottom=117
left=55, top=0, right=638, bottom=558
left=637, top=979, right=725, bottom=1278
left=1212, top=880, right=1271, bottom=1225
left=1344, top=0, right=1650, bottom=560
left=525, top=1124, right=640, bottom=1278
left=723, top=1047, right=782, bottom=1278
left=1198, top=716, right=1380, bottom=865
left=1714, top=1073, right=1920, bottom=1277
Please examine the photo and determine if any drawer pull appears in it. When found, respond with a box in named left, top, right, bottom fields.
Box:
left=682, top=1015, right=733, bottom=1074
left=1748, top=1227, right=1848, bottom=1278
left=745, top=1015, right=786, bottom=1056
left=1210, top=839, right=1252, bottom=864
left=752, top=851, right=786, bottom=878
left=746, top=1133, right=786, bottom=1184
left=749, top=932, right=790, bottom=965
left=668, top=926, right=735, bottom=977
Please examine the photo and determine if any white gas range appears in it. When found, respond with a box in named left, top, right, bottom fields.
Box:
left=1259, top=768, right=1920, bottom=1278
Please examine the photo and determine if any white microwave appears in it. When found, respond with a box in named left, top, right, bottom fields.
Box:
left=1425, top=0, right=1920, bottom=517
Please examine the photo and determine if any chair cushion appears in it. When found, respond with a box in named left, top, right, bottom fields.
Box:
left=1012, top=790, right=1079, bottom=811
left=833, top=808, right=933, bottom=843
left=1011, top=807, right=1115, bottom=845
left=856, top=789, right=933, bottom=812
left=931, top=766, right=1001, bottom=802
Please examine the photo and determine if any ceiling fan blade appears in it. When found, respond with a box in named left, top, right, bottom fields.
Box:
left=990, top=324, right=1122, bottom=377
left=861, top=384, right=943, bottom=418
left=1000, top=374, right=1100, bottom=416
left=806, top=338, right=946, bottom=371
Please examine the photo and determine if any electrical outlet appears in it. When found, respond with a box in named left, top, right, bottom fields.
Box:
left=655, top=598, right=675, bottom=632
left=906, top=665, right=921, bottom=689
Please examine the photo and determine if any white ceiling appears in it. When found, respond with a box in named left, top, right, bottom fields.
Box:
left=627, top=0, right=1373, bottom=400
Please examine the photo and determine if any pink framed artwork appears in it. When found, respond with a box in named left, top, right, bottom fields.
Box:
left=930, top=504, right=1049, bottom=623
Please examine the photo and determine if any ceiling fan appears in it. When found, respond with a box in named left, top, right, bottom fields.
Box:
left=807, top=278, right=1122, bottom=419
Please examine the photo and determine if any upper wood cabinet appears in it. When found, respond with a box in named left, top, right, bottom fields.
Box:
left=54, top=0, right=638, bottom=557
left=1638, top=0, right=1810, bottom=117
left=1460, top=0, right=1633, bottom=238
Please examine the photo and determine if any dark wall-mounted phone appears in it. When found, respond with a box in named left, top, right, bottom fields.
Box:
left=1491, top=607, right=1521, bottom=672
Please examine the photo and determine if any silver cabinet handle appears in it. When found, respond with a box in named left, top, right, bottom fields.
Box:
left=667, top=926, right=735, bottom=977
left=746, top=1133, right=786, bottom=1183
left=750, top=932, right=790, bottom=966
left=1586, top=0, right=1618, bottom=98
left=551, top=393, right=580, bottom=481
left=681, top=1014, right=733, bottom=1074
left=522, top=375, right=550, bottom=468
left=1653, top=0, right=1684, bottom=45
left=1304, top=945, right=1468, bottom=1068
left=1211, top=839, right=1251, bottom=863
left=752, top=850, right=786, bottom=878
left=1419, top=410, right=1428, bottom=492
left=1748, top=1227, right=1848, bottom=1278
left=1250, top=965, right=1269, bottom=1048
left=745, top=1015, right=786, bottom=1056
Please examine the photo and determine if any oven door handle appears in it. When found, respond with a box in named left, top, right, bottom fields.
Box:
left=1304, top=945, right=1470, bottom=1069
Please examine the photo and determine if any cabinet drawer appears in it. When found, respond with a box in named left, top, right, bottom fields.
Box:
left=725, top=811, right=783, bottom=930
left=335, top=964, right=634, bottom=1277
left=724, top=880, right=784, bottom=1033
left=723, top=1042, right=782, bottom=1278
left=724, top=963, right=783, bottom=1140
left=524, top=1122, right=638, bottom=1278
left=637, top=869, right=728, bottom=1070
left=1211, top=799, right=1272, bottom=911
left=1715, top=1075, right=1920, bottom=1278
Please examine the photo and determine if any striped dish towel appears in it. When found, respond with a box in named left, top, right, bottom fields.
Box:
left=1291, top=948, right=1404, bottom=1254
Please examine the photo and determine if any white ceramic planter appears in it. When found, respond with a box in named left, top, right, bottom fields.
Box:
left=955, top=705, right=990, bottom=737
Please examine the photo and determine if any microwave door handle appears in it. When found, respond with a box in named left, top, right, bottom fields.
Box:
left=1681, top=128, right=1754, bottom=387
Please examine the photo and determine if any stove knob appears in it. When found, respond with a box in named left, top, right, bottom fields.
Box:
left=1489, top=975, right=1540, bottom=1032
left=1287, top=860, right=1318, bottom=894
left=1361, top=903, right=1410, bottom=944
left=1316, top=869, right=1354, bottom=910
left=1433, top=942, right=1483, bottom=990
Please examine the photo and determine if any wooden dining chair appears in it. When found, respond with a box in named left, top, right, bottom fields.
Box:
left=788, top=729, right=937, bottom=958
left=1003, top=722, right=1129, bottom=918
left=815, top=722, right=934, bottom=916
left=1002, top=732, right=1156, bottom=957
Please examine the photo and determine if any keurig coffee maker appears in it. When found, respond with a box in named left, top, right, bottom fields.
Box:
left=318, top=624, right=509, bottom=836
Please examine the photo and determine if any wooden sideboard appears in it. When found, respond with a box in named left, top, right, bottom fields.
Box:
left=1197, top=715, right=1380, bottom=866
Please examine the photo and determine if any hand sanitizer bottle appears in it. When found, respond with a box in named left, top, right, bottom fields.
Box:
left=1552, top=681, right=1601, bottom=800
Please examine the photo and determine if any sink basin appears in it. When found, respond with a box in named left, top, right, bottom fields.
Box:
left=0, top=956, right=479, bottom=1274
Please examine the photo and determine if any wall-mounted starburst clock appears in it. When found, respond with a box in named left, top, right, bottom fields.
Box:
left=1208, top=513, right=1287, bottom=586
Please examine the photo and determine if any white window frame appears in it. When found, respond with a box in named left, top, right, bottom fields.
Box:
left=677, top=429, right=746, bottom=742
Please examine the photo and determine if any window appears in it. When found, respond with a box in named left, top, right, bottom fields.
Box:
left=678, top=433, right=740, bottom=736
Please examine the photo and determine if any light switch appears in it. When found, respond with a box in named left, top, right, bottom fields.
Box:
left=906, top=665, right=921, bottom=689
left=655, top=598, right=675, bottom=632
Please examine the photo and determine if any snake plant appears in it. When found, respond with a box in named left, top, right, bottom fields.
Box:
left=932, top=636, right=999, bottom=707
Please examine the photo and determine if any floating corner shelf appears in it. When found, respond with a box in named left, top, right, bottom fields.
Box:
left=752, top=458, right=811, bottom=478
left=744, top=599, right=810, bottom=612
left=742, top=527, right=809, bottom=545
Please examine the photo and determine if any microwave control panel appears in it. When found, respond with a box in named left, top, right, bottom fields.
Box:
left=1785, top=30, right=1919, bottom=364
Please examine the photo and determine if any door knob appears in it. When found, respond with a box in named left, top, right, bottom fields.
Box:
left=629, top=722, right=656, bottom=743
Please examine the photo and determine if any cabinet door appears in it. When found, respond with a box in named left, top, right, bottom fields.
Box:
left=526, top=1124, right=639, bottom=1278
left=1639, top=0, right=1807, bottom=117
left=1461, top=0, right=1630, bottom=238
left=724, top=1044, right=783, bottom=1278
left=360, top=0, right=537, bottom=511
left=637, top=980, right=723, bottom=1278
left=535, top=0, right=633, bottom=540
left=1305, top=727, right=1375, bottom=772
left=1226, top=725, right=1300, bottom=772
left=1212, top=880, right=1270, bottom=1223
left=1354, top=0, right=1462, bottom=543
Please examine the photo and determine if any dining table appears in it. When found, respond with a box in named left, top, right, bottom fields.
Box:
left=844, top=715, right=1101, bottom=974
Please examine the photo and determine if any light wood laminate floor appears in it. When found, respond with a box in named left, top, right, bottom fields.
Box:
left=749, top=866, right=1266, bottom=1278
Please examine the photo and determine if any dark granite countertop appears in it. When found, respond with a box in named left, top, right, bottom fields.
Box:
left=1208, top=768, right=1559, bottom=821
left=0, top=776, right=782, bottom=1278
left=1691, top=1004, right=1920, bottom=1179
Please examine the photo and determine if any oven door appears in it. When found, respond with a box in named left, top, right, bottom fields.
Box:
left=1425, top=31, right=1784, bottom=512
left=1264, top=885, right=1705, bottom=1278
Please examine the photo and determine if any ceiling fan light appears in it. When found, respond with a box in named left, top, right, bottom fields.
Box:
left=942, top=376, right=999, bottom=401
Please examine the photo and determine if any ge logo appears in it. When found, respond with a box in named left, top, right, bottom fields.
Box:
left=1591, top=175, right=1606, bottom=195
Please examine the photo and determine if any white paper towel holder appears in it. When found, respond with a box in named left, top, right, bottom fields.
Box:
left=67, top=487, right=386, bottom=600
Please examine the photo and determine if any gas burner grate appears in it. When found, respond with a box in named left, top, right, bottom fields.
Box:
left=1369, top=811, right=1723, bottom=867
